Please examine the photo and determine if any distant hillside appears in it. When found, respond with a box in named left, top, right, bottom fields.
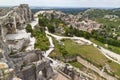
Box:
left=31, top=8, right=88, bottom=14
left=81, top=8, right=120, bottom=19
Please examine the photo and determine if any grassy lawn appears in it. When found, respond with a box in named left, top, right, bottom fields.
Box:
left=90, top=38, right=120, bottom=54
left=50, top=38, right=120, bottom=77
left=63, top=39, right=107, bottom=67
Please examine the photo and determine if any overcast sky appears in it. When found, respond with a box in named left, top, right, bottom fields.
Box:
left=0, top=0, right=120, bottom=8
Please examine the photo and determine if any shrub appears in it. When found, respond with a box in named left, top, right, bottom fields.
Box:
left=26, top=24, right=32, bottom=33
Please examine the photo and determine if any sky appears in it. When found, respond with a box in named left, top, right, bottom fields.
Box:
left=0, top=0, right=120, bottom=8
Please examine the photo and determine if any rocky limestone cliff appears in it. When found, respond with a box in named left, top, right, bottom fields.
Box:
left=0, top=4, right=33, bottom=40
left=0, top=4, right=55, bottom=80
left=0, top=4, right=34, bottom=53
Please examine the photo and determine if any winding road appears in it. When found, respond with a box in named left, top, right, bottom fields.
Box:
left=45, top=28, right=120, bottom=65
left=44, top=27, right=118, bottom=80
left=45, top=27, right=118, bottom=80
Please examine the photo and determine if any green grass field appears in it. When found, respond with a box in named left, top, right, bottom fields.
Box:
left=63, top=39, right=107, bottom=67
left=50, top=38, right=120, bottom=77
left=90, top=38, right=120, bottom=54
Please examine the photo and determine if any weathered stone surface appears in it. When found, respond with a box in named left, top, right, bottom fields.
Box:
left=36, top=60, right=54, bottom=80
left=21, top=65, right=36, bottom=80
left=0, top=4, right=33, bottom=39
left=9, top=50, right=54, bottom=80
left=0, top=4, right=55, bottom=80
left=0, top=4, right=33, bottom=52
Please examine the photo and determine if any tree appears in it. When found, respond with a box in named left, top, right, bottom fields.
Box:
left=48, top=25, right=55, bottom=33
left=59, top=46, right=68, bottom=57
left=38, top=18, right=46, bottom=27
left=26, top=24, right=32, bottom=33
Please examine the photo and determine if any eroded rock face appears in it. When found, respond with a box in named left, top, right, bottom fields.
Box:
left=0, top=4, right=33, bottom=52
left=0, top=4, right=33, bottom=39
left=0, top=4, right=55, bottom=80
left=9, top=50, right=54, bottom=80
